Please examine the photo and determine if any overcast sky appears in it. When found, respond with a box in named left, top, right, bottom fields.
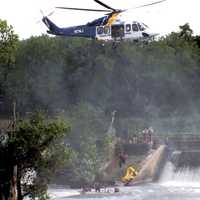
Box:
left=0, top=0, right=199, bottom=39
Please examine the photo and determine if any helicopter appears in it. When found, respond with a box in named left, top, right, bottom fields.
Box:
left=42, top=0, right=166, bottom=42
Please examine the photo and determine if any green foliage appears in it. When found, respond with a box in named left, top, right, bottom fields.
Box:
left=179, top=23, right=193, bottom=41
left=0, top=19, right=18, bottom=85
left=0, top=112, right=71, bottom=200
left=70, top=139, right=98, bottom=186
left=58, top=103, right=111, bottom=186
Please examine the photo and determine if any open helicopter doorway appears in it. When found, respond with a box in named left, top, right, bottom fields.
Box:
left=111, top=24, right=125, bottom=40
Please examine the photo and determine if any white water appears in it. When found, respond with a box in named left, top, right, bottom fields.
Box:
left=48, top=183, right=200, bottom=200
left=159, top=161, right=200, bottom=187
left=48, top=187, right=80, bottom=199
left=159, top=149, right=200, bottom=187
left=48, top=185, right=153, bottom=200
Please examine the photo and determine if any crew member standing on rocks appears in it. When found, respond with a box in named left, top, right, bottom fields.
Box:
left=119, top=152, right=128, bottom=168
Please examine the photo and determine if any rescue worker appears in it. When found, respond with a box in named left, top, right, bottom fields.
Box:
left=121, top=166, right=138, bottom=184
left=119, top=152, right=128, bottom=168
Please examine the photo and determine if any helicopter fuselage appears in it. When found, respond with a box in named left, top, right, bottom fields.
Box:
left=43, top=16, right=158, bottom=42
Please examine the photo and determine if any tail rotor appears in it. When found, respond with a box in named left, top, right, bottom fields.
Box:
left=36, top=10, right=55, bottom=24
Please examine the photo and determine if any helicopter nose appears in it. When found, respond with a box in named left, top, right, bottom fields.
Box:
left=144, top=32, right=159, bottom=40
left=149, top=33, right=159, bottom=38
left=142, top=32, right=159, bottom=39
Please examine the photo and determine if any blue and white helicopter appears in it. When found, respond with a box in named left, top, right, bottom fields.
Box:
left=42, top=0, right=166, bottom=42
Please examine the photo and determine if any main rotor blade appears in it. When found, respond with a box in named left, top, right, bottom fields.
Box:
left=56, top=6, right=111, bottom=12
left=94, top=0, right=116, bottom=12
left=131, top=0, right=167, bottom=10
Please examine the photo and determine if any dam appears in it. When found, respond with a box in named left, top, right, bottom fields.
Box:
left=49, top=134, right=200, bottom=200
left=158, top=134, right=200, bottom=187
left=128, top=134, right=200, bottom=183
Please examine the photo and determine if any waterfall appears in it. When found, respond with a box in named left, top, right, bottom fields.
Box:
left=159, top=151, right=200, bottom=187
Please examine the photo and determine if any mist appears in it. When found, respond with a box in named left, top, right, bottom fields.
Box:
left=4, top=31, right=200, bottom=138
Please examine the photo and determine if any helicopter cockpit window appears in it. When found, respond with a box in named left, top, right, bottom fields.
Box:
left=97, top=26, right=104, bottom=35
left=138, top=23, right=147, bottom=31
left=126, top=24, right=131, bottom=32
left=132, top=23, right=139, bottom=32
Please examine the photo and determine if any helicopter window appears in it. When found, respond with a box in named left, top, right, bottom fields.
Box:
left=132, top=24, right=139, bottom=32
left=126, top=24, right=131, bottom=32
left=104, top=26, right=110, bottom=34
left=97, top=26, right=104, bottom=35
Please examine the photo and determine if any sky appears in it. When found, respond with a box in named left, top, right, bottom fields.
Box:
left=0, top=0, right=199, bottom=39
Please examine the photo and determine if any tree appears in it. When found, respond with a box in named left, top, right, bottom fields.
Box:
left=179, top=23, right=193, bottom=41
left=0, top=19, right=18, bottom=85
left=0, top=112, right=71, bottom=200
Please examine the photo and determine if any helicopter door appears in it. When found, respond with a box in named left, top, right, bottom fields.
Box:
left=111, top=24, right=124, bottom=40
left=132, top=23, right=142, bottom=41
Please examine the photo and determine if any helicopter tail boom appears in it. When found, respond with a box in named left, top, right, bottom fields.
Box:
left=42, top=16, right=61, bottom=35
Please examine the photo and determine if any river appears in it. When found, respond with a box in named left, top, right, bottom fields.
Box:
left=48, top=183, right=200, bottom=200
left=49, top=159, right=200, bottom=200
